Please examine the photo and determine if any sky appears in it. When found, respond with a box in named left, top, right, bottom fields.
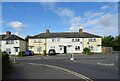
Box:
left=1, top=1, right=119, bottom=38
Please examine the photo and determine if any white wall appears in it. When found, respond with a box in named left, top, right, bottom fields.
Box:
left=46, top=38, right=83, bottom=54
left=1, top=40, right=19, bottom=55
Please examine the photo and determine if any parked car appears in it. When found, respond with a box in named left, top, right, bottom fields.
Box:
left=24, top=50, right=34, bottom=56
left=48, top=49, right=56, bottom=55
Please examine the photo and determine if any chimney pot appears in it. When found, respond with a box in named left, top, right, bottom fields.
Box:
left=6, top=31, right=11, bottom=36
left=79, top=28, right=83, bottom=34
left=46, top=29, right=49, bottom=33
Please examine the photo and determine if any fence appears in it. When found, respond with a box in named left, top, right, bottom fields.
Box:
left=102, top=47, right=113, bottom=54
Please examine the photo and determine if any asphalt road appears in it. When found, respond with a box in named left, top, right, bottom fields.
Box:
left=4, top=62, right=81, bottom=79
left=7, top=53, right=119, bottom=80
left=16, top=59, right=118, bottom=79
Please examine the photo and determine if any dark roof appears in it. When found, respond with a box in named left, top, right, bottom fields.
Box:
left=29, top=32, right=102, bottom=38
left=0, top=34, right=25, bottom=41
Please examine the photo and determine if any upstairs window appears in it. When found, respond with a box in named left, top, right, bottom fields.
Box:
left=72, top=38, right=80, bottom=42
left=88, top=38, right=96, bottom=42
left=34, top=39, right=42, bottom=43
left=52, top=38, right=60, bottom=42
left=6, top=40, right=14, bottom=44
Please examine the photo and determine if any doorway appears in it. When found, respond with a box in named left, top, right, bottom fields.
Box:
left=64, top=46, right=67, bottom=53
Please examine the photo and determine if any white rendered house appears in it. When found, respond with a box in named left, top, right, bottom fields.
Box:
left=0, top=31, right=26, bottom=55
left=28, top=28, right=102, bottom=54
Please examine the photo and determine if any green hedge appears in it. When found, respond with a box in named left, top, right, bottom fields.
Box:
left=83, top=47, right=91, bottom=55
left=18, top=51, right=25, bottom=56
left=2, top=51, right=13, bottom=75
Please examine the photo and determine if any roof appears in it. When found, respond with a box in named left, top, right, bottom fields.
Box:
left=29, top=32, right=102, bottom=38
left=0, top=34, right=25, bottom=41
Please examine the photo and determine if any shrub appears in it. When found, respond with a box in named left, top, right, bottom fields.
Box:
left=18, top=51, right=25, bottom=56
left=42, top=50, right=46, bottom=56
left=83, top=47, right=91, bottom=55
left=2, top=51, right=13, bottom=75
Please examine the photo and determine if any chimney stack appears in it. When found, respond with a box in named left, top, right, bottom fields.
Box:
left=46, top=29, right=49, bottom=33
left=6, top=31, right=11, bottom=36
left=79, top=25, right=83, bottom=34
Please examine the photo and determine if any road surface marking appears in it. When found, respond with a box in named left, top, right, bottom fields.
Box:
left=28, top=63, right=93, bottom=81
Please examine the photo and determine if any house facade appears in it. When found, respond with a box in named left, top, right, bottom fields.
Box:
left=28, top=28, right=102, bottom=54
left=0, top=31, right=26, bottom=55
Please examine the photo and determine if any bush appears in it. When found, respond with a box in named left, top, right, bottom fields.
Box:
left=83, top=47, right=91, bottom=55
left=18, top=51, right=25, bottom=56
left=42, top=50, right=46, bottom=56
left=2, top=51, right=13, bottom=75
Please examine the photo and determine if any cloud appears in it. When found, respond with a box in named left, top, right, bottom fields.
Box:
left=69, top=16, right=82, bottom=31
left=57, top=8, right=74, bottom=17
left=101, top=5, right=109, bottom=10
left=84, top=12, right=104, bottom=21
left=41, top=2, right=82, bottom=32
left=8, top=21, right=25, bottom=35
left=41, top=3, right=74, bottom=18
left=41, top=2, right=118, bottom=36
left=84, top=13, right=118, bottom=36
left=8, top=21, right=25, bottom=30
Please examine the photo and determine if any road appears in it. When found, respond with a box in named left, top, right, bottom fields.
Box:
left=4, top=62, right=81, bottom=79
left=5, top=53, right=119, bottom=80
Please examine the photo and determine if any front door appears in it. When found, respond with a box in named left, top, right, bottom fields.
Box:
left=64, top=46, right=67, bottom=53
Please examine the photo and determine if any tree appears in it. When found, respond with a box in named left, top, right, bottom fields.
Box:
left=102, top=35, right=120, bottom=51
left=102, top=35, right=114, bottom=47
left=25, top=35, right=30, bottom=42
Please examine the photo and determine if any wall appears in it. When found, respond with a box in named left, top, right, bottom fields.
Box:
left=28, top=38, right=45, bottom=54
left=19, top=40, right=26, bottom=51
left=83, top=38, right=102, bottom=53
left=46, top=38, right=83, bottom=54
left=1, top=40, right=20, bottom=55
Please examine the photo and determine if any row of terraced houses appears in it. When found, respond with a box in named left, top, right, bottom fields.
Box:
left=0, top=28, right=102, bottom=55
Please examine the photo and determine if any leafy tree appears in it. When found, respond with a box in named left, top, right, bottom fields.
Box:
left=102, top=35, right=120, bottom=51
left=102, top=35, right=114, bottom=47
left=25, top=35, right=30, bottom=42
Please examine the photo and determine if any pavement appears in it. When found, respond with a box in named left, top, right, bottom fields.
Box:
left=3, top=62, right=81, bottom=79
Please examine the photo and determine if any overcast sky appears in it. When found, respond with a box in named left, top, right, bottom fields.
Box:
left=1, top=1, right=118, bottom=38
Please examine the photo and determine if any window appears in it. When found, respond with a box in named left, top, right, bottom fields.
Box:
left=60, top=47, right=62, bottom=51
left=34, top=39, right=41, bottom=43
left=72, top=38, right=80, bottom=42
left=93, top=38, right=96, bottom=42
left=52, top=38, right=60, bottom=42
left=50, top=46, right=55, bottom=49
left=88, top=38, right=96, bottom=42
left=72, top=39, right=74, bottom=42
left=89, top=46, right=93, bottom=50
left=78, top=46, right=80, bottom=50
left=37, top=47, right=41, bottom=52
left=75, top=46, right=80, bottom=50
left=15, top=48, right=18, bottom=52
left=6, top=40, right=14, bottom=44
left=6, top=48, right=11, bottom=52
left=29, top=47, right=32, bottom=49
